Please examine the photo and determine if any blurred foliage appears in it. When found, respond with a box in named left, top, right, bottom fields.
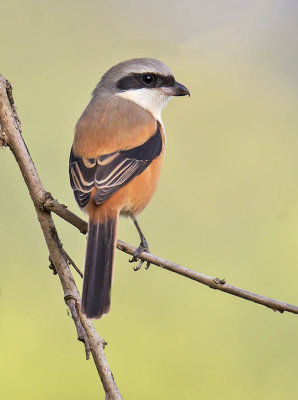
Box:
left=1, top=1, right=298, bottom=399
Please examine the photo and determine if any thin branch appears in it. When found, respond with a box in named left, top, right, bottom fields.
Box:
left=44, top=179, right=298, bottom=316
left=0, top=75, right=122, bottom=400
left=44, top=194, right=88, bottom=234
left=64, top=249, right=84, bottom=278
left=116, top=241, right=298, bottom=315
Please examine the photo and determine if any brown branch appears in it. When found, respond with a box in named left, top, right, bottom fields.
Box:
left=44, top=194, right=88, bottom=234
left=0, top=75, right=122, bottom=400
left=1, top=75, right=297, bottom=398
left=44, top=169, right=298, bottom=316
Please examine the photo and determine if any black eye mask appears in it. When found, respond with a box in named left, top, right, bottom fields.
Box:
left=116, top=73, right=175, bottom=91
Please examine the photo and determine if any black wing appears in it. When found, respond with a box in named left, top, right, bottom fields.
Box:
left=69, top=126, right=162, bottom=208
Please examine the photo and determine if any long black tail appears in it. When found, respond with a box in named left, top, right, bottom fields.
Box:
left=82, top=216, right=118, bottom=319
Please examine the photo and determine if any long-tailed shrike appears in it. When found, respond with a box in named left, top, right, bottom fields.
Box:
left=69, top=58, right=189, bottom=318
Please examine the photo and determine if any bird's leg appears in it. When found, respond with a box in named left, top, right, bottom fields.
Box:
left=129, top=215, right=151, bottom=271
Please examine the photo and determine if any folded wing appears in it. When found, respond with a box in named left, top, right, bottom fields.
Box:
left=69, top=125, right=162, bottom=208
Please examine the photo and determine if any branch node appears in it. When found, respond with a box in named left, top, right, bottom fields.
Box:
left=272, top=308, right=284, bottom=314
left=213, top=277, right=226, bottom=285
left=49, top=256, right=57, bottom=275
left=0, top=127, right=8, bottom=147
left=42, top=191, right=54, bottom=210
left=64, top=293, right=80, bottom=303
left=6, top=80, right=14, bottom=106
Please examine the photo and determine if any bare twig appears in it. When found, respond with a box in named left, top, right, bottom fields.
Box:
left=43, top=166, right=298, bottom=316
left=64, top=249, right=84, bottom=278
left=0, top=75, right=122, bottom=400
left=116, top=241, right=298, bottom=314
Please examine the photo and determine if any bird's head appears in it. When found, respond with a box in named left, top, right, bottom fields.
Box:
left=92, top=58, right=190, bottom=121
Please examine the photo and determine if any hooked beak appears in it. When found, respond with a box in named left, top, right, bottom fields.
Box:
left=161, top=81, right=190, bottom=97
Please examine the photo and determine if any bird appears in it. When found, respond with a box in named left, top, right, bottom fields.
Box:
left=69, top=58, right=190, bottom=319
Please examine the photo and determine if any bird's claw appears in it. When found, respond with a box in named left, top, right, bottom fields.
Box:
left=133, top=260, right=144, bottom=271
left=133, top=259, right=151, bottom=271
left=129, top=243, right=151, bottom=271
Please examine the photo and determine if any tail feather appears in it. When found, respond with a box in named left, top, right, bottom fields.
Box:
left=82, top=214, right=118, bottom=319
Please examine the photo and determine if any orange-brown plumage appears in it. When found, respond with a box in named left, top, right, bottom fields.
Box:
left=74, top=96, right=165, bottom=218
left=73, top=96, right=157, bottom=157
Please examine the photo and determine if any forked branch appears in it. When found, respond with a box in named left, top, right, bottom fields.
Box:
left=0, top=74, right=297, bottom=399
left=0, top=75, right=122, bottom=400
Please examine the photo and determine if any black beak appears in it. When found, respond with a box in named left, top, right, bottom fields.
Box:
left=161, top=81, right=190, bottom=97
left=173, top=81, right=190, bottom=96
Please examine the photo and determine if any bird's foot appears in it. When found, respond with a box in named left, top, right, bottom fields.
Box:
left=129, top=242, right=151, bottom=271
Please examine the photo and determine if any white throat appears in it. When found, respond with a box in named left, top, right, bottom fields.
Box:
left=117, top=88, right=170, bottom=122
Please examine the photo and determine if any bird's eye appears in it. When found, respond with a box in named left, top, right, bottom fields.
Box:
left=141, top=74, right=154, bottom=85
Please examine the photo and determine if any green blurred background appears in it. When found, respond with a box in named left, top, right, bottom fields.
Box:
left=1, top=1, right=298, bottom=399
